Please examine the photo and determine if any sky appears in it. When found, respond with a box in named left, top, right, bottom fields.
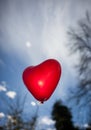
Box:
left=0, top=0, right=91, bottom=129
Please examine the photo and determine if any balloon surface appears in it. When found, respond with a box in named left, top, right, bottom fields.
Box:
left=22, top=59, right=61, bottom=103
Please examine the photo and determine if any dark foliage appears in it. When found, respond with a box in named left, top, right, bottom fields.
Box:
left=51, top=100, right=78, bottom=130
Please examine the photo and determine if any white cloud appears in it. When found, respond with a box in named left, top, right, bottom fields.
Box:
left=37, top=116, right=55, bottom=130
left=39, top=116, right=55, bottom=126
left=0, top=85, right=7, bottom=92
left=0, top=112, right=5, bottom=118
left=6, top=91, right=16, bottom=99
left=84, top=123, right=89, bottom=128
left=47, top=128, right=56, bottom=130
left=31, top=101, right=36, bottom=106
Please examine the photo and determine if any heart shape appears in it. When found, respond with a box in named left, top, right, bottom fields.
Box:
left=22, top=59, right=61, bottom=103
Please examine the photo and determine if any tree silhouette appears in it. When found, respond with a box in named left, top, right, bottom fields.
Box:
left=66, top=11, right=91, bottom=129
left=51, top=100, right=78, bottom=130
left=68, top=11, right=91, bottom=86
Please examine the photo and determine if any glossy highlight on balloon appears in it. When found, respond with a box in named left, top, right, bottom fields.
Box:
left=22, top=59, right=62, bottom=103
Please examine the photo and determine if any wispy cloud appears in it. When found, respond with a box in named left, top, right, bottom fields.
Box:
left=1, top=0, right=90, bottom=64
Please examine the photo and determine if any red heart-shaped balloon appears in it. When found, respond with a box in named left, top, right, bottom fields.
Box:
left=22, top=59, right=61, bottom=103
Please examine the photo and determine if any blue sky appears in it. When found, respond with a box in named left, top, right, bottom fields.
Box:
left=0, top=0, right=91, bottom=129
